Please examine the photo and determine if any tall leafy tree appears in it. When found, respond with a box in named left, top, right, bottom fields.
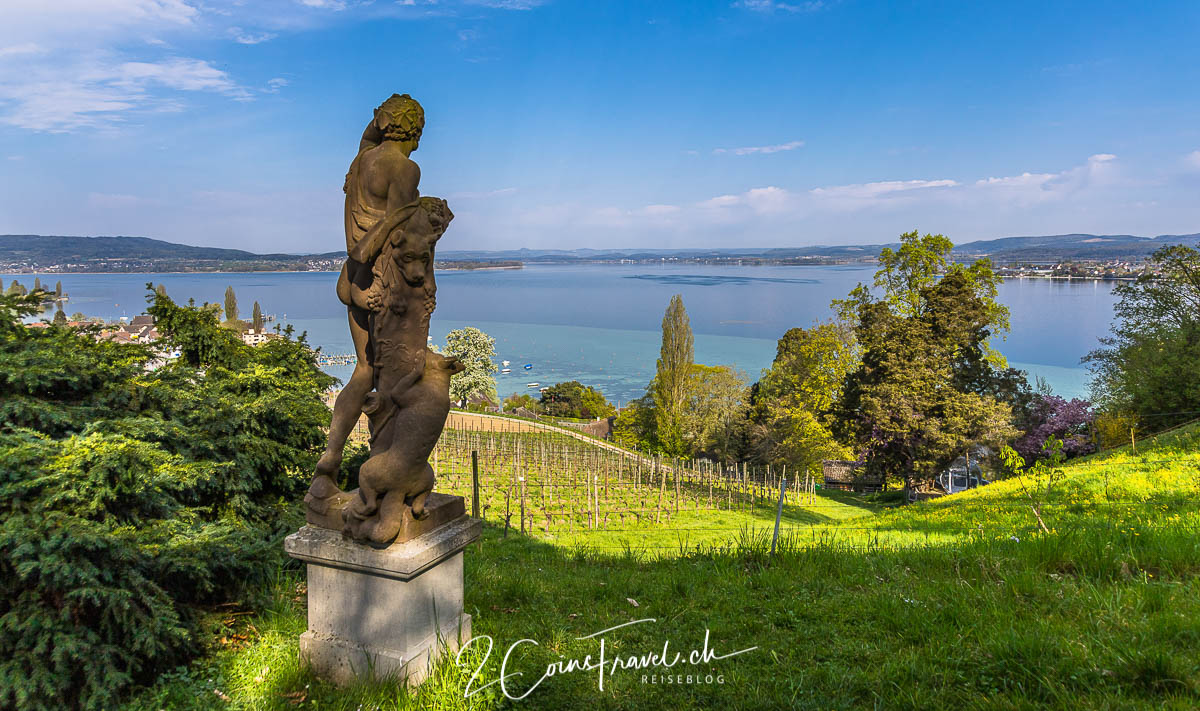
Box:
left=443, top=326, right=498, bottom=405
left=683, top=364, right=750, bottom=463
left=834, top=232, right=1017, bottom=488
left=1085, top=245, right=1200, bottom=429
left=252, top=301, right=264, bottom=331
left=223, top=285, right=239, bottom=323
left=652, top=294, right=694, bottom=457
left=54, top=281, right=62, bottom=299
left=751, top=322, right=857, bottom=477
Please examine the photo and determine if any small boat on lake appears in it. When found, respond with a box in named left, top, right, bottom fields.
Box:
left=501, top=368, right=511, bottom=374
left=526, top=382, right=540, bottom=388
left=502, top=360, right=510, bottom=367
left=523, top=364, right=533, bottom=370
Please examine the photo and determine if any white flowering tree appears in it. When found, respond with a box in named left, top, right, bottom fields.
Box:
left=441, top=326, right=498, bottom=406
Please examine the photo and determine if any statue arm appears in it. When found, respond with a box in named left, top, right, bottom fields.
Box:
left=348, top=200, right=419, bottom=264
left=358, top=118, right=383, bottom=153
left=386, top=364, right=425, bottom=404
left=348, top=158, right=422, bottom=264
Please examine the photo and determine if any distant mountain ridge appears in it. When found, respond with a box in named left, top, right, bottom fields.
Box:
left=3, top=232, right=1199, bottom=270
left=0, top=234, right=344, bottom=262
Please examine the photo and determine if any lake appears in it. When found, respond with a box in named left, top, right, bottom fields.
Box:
left=25, top=264, right=1117, bottom=402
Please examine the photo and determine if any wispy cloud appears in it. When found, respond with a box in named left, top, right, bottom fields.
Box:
left=485, top=154, right=1149, bottom=249
left=466, top=0, right=548, bottom=9
left=297, top=0, right=347, bottom=10
left=713, top=139, right=804, bottom=156
left=734, top=0, right=825, bottom=13
left=810, top=178, right=958, bottom=200
left=0, top=54, right=248, bottom=130
left=228, top=27, right=277, bottom=44
left=450, top=187, right=518, bottom=199
left=1185, top=150, right=1200, bottom=171
left=87, top=192, right=144, bottom=208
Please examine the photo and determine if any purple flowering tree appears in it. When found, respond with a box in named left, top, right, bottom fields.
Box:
left=1014, top=394, right=1095, bottom=463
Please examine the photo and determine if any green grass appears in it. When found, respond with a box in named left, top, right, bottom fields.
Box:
left=120, top=425, right=1200, bottom=710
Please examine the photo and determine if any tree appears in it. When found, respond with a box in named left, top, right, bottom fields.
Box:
left=651, top=294, right=694, bottom=457
left=1085, top=245, right=1200, bottom=430
left=223, top=285, right=239, bottom=323
left=55, top=281, right=62, bottom=299
left=252, top=301, right=264, bottom=331
left=834, top=234, right=1018, bottom=489
left=1012, top=394, right=1095, bottom=463
left=751, top=323, right=857, bottom=477
left=5, top=280, right=26, bottom=297
left=680, top=364, right=750, bottom=463
left=156, top=283, right=167, bottom=297
left=0, top=287, right=334, bottom=711
left=443, top=326, right=498, bottom=405
left=502, top=393, right=539, bottom=413
left=51, top=307, right=66, bottom=326
left=33, top=277, right=42, bottom=292
left=612, top=395, right=657, bottom=451
left=539, top=381, right=615, bottom=419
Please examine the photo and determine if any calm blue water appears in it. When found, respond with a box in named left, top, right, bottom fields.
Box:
left=23, top=264, right=1117, bottom=402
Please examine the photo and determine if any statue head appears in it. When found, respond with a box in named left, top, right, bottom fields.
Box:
left=389, top=197, right=453, bottom=288
left=373, top=93, right=425, bottom=147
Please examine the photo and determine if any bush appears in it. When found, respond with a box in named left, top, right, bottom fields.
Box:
left=0, top=290, right=333, bottom=710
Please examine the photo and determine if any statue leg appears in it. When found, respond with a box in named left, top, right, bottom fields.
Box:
left=311, top=306, right=372, bottom=494
left=365, top=490, right=408, bottom=547
left=406, top=463, right=436, bottom=520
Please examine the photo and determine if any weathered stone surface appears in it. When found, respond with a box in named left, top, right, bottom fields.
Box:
left=306, top=93, right=462, bottom=547
left=284, top=518, right=480, bottom=686
left=285, top=516, right=480, bottom=580
left=305, top=492, right=466, bottom=545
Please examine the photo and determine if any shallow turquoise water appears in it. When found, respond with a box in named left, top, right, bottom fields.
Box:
left=25, top=264, right=1116, bottom=401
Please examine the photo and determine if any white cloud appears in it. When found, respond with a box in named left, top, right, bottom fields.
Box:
left=87, top=192, right=143, bottom=208
left=0, top=43, right=45, bottom=58
left=1184, top=150, right=1200, bottom=171
left=297, top=0, right=347, bottom=9
left=229, top=27, right=277, bottom=44
left=466, top=0, right=547, bottom=9
left=0, top=54, right=247, bottom=130
left=449, top=187, right=518, bottom=199
left=0, top=0, right=199, bottom=44
left=713, top=139, right=804, bottom=156
left=734, top=0, right=825, bottom=13
left=474, top=153, right=1155, bottom=249
left=810, top=179, right=958, bottom=200
left=639, top=204, right=681, bottom=216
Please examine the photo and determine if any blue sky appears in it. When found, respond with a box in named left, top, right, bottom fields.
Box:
left=1, top=0, right=1198, bottom=252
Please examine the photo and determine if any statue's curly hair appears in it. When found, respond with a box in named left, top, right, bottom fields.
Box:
left=375, top=93, right=425, bottom=143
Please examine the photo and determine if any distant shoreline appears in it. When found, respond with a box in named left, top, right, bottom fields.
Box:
left=2, top=265, right=526, bottom=276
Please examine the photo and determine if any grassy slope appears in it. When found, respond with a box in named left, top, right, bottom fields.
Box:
left=123, top=426, right=1200, bottom=710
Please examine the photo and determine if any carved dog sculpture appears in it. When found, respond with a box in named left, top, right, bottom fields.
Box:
left=341, top=197, right=458, bottom=546
left=343, top=348, right=464, bottom=546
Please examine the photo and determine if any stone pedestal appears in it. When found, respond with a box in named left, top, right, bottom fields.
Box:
left=283, top=508, right=481, bottom=686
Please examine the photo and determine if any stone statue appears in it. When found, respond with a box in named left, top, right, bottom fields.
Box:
left=306, top=94, right=461, bottom=547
